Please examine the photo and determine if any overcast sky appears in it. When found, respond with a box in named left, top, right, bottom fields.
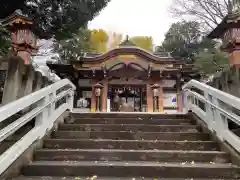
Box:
left=35, top=0, right=177, bottom=65
left=89, top=0, right=176, bottom=45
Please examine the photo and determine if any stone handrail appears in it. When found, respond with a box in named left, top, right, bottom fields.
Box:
left=183, top=79, right=240, bottom=152
left=0, top=79, right=76, bottom=175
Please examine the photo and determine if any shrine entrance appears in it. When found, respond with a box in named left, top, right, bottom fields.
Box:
left=106, top=63, right=148, bottom=112
left=108, top=85, right=147, bottom=112
left=47, top=37, right=201, bottom=113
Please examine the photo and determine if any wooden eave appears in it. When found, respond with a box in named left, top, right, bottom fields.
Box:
left=46, top=63, right=77, bottom=79
left=47, top=63, right=75, bottom=72
left=47, top=63, right=198, bottom=74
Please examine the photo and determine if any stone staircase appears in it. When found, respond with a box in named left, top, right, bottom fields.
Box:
left=11, top=113, right=240, bottom=179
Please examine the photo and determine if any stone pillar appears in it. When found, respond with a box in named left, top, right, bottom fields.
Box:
left=146, top=84, right=153, bottom=112
left=19, top=65, right=35, bottom=98
left=42, top=76, right=50, bottom=87
left=159, top=87, right=164, bottom=112
left=101, top=80, right=108, bottom=112
left=32, top=71, right=44, bottom=92
left=2, top=57, right=25, bottom=105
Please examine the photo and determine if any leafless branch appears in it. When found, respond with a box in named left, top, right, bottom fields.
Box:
left=170, top=0, right=229, bottom=32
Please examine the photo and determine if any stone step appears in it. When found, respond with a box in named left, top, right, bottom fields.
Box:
left=53, top=131, right=210, bottom=141
left=59, top=124, right=198, bottom=133
left=22, top=161, right=240, bottom=178
left=67, top=118, right=193, bottom=125
left=35, top=149, right=229, bottom=163
left=71, top=113, right=189, bottom=119
left=43, top=139, right=219, bottom=151
left=11, top=176, right=237, bottom=180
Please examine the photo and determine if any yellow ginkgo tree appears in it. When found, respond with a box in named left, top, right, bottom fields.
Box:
left=90, top=29, right=109, bottom=54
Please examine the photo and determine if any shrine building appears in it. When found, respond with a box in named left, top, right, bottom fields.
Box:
left=47, top=39, right=200, bottom=113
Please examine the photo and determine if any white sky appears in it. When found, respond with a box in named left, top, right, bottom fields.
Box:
left=35, top=0, right=176, bottom=65
left=89, top=0, right=176, bottom=45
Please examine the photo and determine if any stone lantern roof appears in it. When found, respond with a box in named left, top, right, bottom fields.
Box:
left=1, top=9, right=33, bottom=27
left=208, top=12, right=240, bottom=39
left=208, top=0, right=240, bottom=39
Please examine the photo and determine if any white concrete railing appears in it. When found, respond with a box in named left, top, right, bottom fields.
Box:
left=0, top=79, right=75, bottom=175
left=183, top=79, right=240, bottom=152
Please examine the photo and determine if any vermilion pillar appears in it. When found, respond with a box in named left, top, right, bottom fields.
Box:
left=158, top=87, right=164, bottom=112
left=146, top=84, right=153, bottom=112
left=101, top=80, right=108, bottom=112
left=91, top=80, right=97, bottom=112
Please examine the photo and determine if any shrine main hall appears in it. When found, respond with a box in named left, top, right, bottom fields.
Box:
left=47, top=39, right=199, bottom=113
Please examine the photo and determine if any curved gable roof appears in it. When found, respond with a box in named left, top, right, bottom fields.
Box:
left=82, top=46, right=178, bottom=64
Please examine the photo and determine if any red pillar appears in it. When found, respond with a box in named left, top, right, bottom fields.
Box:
left=101, top=80, right=108, bottom=112
left=159, top=87, right=164, bottom=112
left=91, top=80, right=97, bottom=112
left=146, top=84, right=153, bottom=112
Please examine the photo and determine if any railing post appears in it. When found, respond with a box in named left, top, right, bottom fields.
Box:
left=204, top=92, right=214, bottom=132
left=67, top=90, right=74, bottom=111
left=212, top=97, right=229, bottom=141
left=49, top=91, right=56, bottom=116
left=35, top=95, right=50, bottom=128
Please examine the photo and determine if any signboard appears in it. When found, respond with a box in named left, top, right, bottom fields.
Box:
left=164, top=93, right=177, bottom=108
left=107, top=99, right=111, bottom=112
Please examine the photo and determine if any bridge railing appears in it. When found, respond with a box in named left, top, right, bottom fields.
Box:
left=183, top=79, right=240, bottom=152
left=0, top=79, right=75, bottom=175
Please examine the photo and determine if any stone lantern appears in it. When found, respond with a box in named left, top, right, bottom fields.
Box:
left=1, top=10, right=38, bottom=64
left=94, top=83, right=103, bottom=112
left=151, top=84, right=160, bottom=112
left=208, top=0, right=240, bottom=67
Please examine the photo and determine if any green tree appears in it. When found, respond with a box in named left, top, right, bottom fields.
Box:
left=0, top=25, right=10, bottom=57
left=52, top=28, right=92, bottom=63
left=0, top=0, right=111, bottom=40
left=131, top=36, right=153, bottom=52
left=159, top=21, right=205, bottom=62
left=195, top=48, right=229, bottom=75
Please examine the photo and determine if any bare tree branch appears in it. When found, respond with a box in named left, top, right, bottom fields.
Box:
left=170, top=0, right=229, bottom=33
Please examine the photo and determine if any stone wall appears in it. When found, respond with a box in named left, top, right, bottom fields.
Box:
left=208, top=66, right=240, bottom=98
left=0, top=56, right=53, bottom=105
left=208, top=66, right=240, bottom=136
left=0, top=56, right=55, bottom=157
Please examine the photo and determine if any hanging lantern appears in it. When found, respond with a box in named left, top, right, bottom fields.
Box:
left=118, top=89, right=123, bottom=94
left=151, top=84, right=160, bottom=97
left=114, top=94, right=120, bottom=103
left=94, top=83, right=103, bottom=97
